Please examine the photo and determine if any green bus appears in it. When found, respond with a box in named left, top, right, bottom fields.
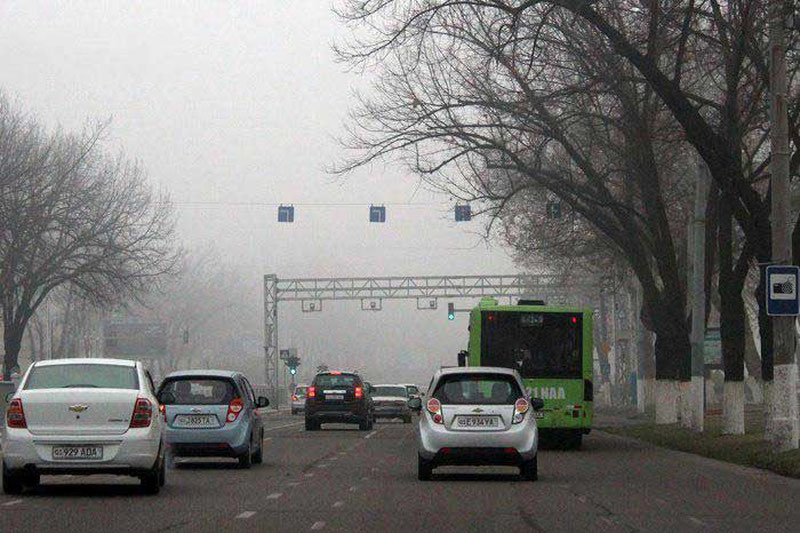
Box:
left=466, top=297, right=593, bottom=449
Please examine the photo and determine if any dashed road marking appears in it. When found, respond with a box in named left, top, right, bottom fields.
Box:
left=2, top=500, right=23, bottom=507
left=338, top=451, right=347, bottom=455
left=361, top=476, right=370, bottom=481
left=266, top=492, right=283, bottom=500
left=263, top=437, right=273, bottom=442
left=287, top=482, right=301, bottom=487
left=317, top=464, right=328, bottom=469
left=688, top=517, right=707, bottom=527
left=265, top=422, right=304, bottom=432
left=304, top=473, right=315, bottom=478
left=236, top=511, right=256, bottom=519
left=332, top=501, right=344, bottom=508
left=365, top=430, right=378, bottom=439
left=311, top=521, right=326, bottom=530
left=348, top=486, right=357, bottom=492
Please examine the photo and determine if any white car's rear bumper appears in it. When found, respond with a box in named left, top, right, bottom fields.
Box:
left=2, top=427, right=160, bottom=474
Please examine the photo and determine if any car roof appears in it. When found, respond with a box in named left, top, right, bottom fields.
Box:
left=164, top=369, right=241, bottom=379
left=373, top=384, right=407, bottom=388
left=34, top=358, right=137, bottom=367
left=435, top=366, right=520, bottom=378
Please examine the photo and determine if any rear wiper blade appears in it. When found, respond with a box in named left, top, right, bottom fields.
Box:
left=63, top=384, right=99, bottom=388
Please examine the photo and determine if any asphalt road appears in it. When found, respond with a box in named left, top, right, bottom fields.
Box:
left=2, top=412, right=799, bottom=533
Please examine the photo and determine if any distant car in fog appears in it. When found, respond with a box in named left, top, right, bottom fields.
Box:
left=304, top=371, right=374, bottom=431
left=157, top=370, right=269, bottom=469
left=371, top=384, right=412, bottom=423
left=402, top=383, right=422, bottom=399
left=291, top=385, right=309, bottom=415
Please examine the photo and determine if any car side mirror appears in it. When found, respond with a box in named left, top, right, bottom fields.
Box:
left=531, top=398, right=545, bottom=411
left=257, top=396, right=270, bottom=408
left=5, top=391, right=14, bottom=403
left=159, top=391, right=176, bottom=405
left=407, top=397, right=422, bottom=411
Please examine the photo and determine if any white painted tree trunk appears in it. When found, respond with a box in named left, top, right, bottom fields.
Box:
left=771, top=364, right=799, bottom=451
left=655, top=379, right=679, bottom=424
left=722, top=381, right=745, bottom=435
left=644, top=377, right=656, bottom=414
left=688, top=376, right=704, bottom=431
left=679, top=381, right=693, bottom=428
left=764, top=381, right=775, bottom=437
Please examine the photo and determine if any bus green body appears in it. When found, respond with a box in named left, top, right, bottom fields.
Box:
left=467, top=298, right=593, bottom=443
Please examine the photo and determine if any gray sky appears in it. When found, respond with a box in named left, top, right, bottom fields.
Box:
left=0, top=1, right=517, bottom=383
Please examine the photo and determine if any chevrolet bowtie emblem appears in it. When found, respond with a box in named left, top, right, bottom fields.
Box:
left=69, top=404, right=89, bottom=413
left=472, top=408, right=484, bottom=413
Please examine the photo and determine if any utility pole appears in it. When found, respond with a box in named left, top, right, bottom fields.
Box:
left=689, top=154, right=709, bottom=432
left=769, top=0, right=799, bottom=451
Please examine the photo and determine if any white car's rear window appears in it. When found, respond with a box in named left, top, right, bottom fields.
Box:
left=433, top=374, right=522, bottom=405
left=25, top=364, right=139, bottom=390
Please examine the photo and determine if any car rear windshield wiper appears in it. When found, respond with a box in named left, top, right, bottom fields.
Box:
left=62, top=384, right=100, bottom=388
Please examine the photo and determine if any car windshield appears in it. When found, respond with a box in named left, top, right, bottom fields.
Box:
left=159, top=378, right=236, bottom=405
left=372, top=386, right=408, bottom=397
left=433, top=374, right=523, bottom=405
left=25, top=364, right=139, bottom=390
left=315, top=374, right=359, bottom=388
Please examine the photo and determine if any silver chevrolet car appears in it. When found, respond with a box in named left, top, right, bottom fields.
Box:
left=410, top=366, right=543, bottom=481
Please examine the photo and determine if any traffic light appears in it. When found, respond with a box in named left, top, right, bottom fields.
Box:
left=287, top=355, right=300, bottom=376
left=289, top=367, right=297, bottom=376
left=448, top=302, right=455, bottom=320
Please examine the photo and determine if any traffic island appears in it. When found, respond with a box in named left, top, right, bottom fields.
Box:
left=599, top=406, right=800, bottom=479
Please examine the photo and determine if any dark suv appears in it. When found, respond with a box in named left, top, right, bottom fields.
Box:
left=305, top=371, right=374, bottom=431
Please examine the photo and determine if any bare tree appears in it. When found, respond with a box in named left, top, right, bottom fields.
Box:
left=0, top=96, right=179, bottom=379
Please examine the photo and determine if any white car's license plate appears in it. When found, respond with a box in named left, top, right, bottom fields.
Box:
left=176, top=414, right=218, bottom=427
left=533, top=411, right=545, bottom=419
left=52, top=445, right=103, bottom=460
left=457, top=416, right=499, bottom=428
left=326, top=395, right=344, bottom=401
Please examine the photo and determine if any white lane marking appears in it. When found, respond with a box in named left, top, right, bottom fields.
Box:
left=265, top=421, right=304, bottom=432
left=332, top=501, right=345, bottom=508
left=317, top=464, right=328, bottom=469
left=360, top=476, right=369, bottom=481
left=287, top=482, right=301, bottom=487
left=2, top=500, right=23, bottom=507
left=338, top=451, right=347, bottom=455
left=364, top=430, right=378, bottom=439
left=236, top=511, right=256, bottom=519
left=311, top=521, right=326, bottom=530
left=304, top=473, right=315, bottom=478
left=688, top=517, right=707, bottom=527
left=263, top=437, right=273, bottom=442
left=348, top=486, right=357, bottom=492
left=266, top=492, right=283, bottom=500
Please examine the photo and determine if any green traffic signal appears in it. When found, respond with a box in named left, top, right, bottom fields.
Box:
left=448, top=302, right=455, bottom=320
left=290, top=367, right=297, bottom=375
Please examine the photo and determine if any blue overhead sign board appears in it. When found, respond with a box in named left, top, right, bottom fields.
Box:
left=766, top=265, right=800, bottom=316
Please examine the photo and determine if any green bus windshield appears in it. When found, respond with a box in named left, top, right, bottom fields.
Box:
left=480, top=311, right=583, bottom=379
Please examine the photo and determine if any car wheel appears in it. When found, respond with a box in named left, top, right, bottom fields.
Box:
left=291, top=409, right=297, bottom=416
left=239, top=440, right=253, bottom=469
left=2, top=462, right=24, bottom=495
left=417, top=454, right=433, bottom=481
left=158, top=451, right=167, bottom=487
left=403, top=415, right=412, bottom=424
left=140, top=456, right=162, bottom=494
left=305, top=418, right=317, bottom=431
left=359, top=417, right=370, bottom=431
left=253, top=432, right=264, bottom=464
left=520, top=455, right=538, bottom=481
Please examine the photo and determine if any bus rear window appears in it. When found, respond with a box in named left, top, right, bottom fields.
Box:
left=481, top=311, right=582, bottom=379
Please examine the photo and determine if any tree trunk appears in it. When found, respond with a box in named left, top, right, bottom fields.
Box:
left=3, top=322, right=24, bottom=381
left=757, top=267, right=775, bottom=435
left=653, top=315, right=692, bottom=424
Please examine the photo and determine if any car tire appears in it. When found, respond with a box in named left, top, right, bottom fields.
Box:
left=291, top=409, right=297, bottom=416
left=305, top=418, right=318, bottom=431
left=565, top=432, right=582, bottom=450
left=239, top=440, right=253, bottom=469
left=253, top=432, right=264, bottom=464
left=157, top=451, right=167, bottom=487
left=520, top=455, right=538, bottom=481
left=417, top=454, right=433, bottom=481
left=403, top=415, right=412, bottom=424
left=2, top=462, right=24, bottom=495
left=141, top=455, right=163, bottom=495
left=359, top=417, right=370, bottom=431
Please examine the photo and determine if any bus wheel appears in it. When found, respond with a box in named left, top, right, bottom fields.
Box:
left=565, top=431, right=582, bottom=450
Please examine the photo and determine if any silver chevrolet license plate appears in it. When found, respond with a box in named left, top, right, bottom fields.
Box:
left=457, top=416, right=499, bottom=428
left=175, top=414, right=218, bottom=427
left=52, top=445, right=103, bottom=460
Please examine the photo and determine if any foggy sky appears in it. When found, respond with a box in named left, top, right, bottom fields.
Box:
left=0, top=1, right=517, bottom=384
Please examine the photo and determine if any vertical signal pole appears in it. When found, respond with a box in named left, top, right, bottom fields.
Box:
left=264, top=275, right=279, bottom=409
left=769, top=0, right=799, bottom=451
left=689, top=154, right=709, bottom=432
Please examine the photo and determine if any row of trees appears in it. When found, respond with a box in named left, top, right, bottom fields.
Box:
left=0, top=95, right=179, bottom=379
left=334, top=1, right=799, bottom=444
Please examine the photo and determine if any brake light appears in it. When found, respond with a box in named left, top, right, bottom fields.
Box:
left=158, top=404, right=167, bottom=422
left=6, top=398, right=26, bottom=429
left=513, top=398, right=529, bottom=424
left=308, top=386, right=316, bottom=398
left=226, top=398, right=244, bottom=423
left=355, top=386, right=363, bottom=399
left=129, top=398, right=153, bottom=428
left=292, top=395, right=298, bottom=401
left=330, top=371, right=342, bottom=375
left=426, top=398, right=443, bottom=424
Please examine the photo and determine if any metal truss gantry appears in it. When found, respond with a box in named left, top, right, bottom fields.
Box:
left=263, top=274, right=599, bottom=403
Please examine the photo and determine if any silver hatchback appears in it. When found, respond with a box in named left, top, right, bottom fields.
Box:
left=410, top=366, right=542, bottom=481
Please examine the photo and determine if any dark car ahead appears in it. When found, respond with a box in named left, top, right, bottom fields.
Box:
left=304, top=371, right=374, bottom=431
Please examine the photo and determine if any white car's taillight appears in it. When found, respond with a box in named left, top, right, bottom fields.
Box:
left=6, top=398, right=26, bottom=428
left=513, top=398, right=529, bottom=424
left=226, top=398, right=244, bottom=423
left=130, top=398, right=153, bottom=428
left=426, top=398, right=443, bottom=424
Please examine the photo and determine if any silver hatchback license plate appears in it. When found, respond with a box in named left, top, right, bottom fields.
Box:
left=457, top=416, right=499, bottom=428
left=175, top=414, right=218, bottom=427
left=52, top=445, right=103, bottom=460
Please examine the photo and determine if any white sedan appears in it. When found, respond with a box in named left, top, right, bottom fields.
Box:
left=3, top=358, right=165, bottom=494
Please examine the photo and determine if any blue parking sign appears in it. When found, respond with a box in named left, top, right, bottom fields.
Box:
left=766, top=265, right=800, bottom=316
